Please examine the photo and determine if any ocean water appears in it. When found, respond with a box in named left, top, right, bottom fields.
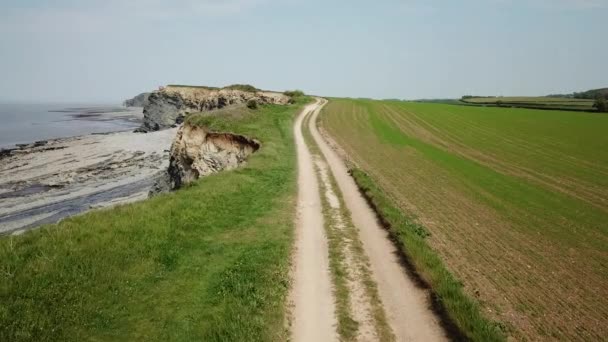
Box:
left=0, top=103, right=142, bottom=149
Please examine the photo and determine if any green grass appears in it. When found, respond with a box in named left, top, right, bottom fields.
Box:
left=0, top=99, right=311, bottom=341
left=223, top=84, right=260, bottom=92
left=320, top=98, right=608, bottom=340
left=316, top=163, right=360, bottom=341
left=284, top=90, right=305, bottom=97
left=165, top=84, right=261, bottom=93
left=166, top=84, right=221, bottom=90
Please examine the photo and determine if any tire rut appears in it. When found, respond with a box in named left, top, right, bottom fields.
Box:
left=308, top=99, right=448, bottom=342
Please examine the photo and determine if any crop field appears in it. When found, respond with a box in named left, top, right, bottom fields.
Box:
left=461, top=96, right=595, bottom=111
left=320, top=99, right=608, bottom=341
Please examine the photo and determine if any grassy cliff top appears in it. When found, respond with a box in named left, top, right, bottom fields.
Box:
left=165, top=84, right=260, bottom=92
left=0, top=97, right=312, bottom=341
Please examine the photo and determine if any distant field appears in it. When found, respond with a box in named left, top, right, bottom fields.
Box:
left=0, top=100, right=309, bottom=341
left=461, top=96, right=595, bottom=111
left=320, top=99, right=608, bottom=341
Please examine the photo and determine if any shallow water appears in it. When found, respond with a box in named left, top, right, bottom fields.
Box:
left=0, top=103, right=142, bottom=148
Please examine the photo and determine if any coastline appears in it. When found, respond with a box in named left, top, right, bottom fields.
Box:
left=0, top=111, right=176, bottom=235
left=0, top=104, right=144, bottom=150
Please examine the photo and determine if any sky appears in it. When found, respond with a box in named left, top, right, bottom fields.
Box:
left=0, top=0, right=607, bottom=103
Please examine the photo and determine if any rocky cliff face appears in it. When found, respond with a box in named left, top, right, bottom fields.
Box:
left=141, top=86, right=290, bottom=131
left=123, top=92, right=151, bottom=107
left=160, top=123, right=260, bottom=190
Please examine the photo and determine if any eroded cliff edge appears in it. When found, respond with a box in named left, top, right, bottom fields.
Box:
left=140, top=85, right=290, bottom=131
left=163, top=123, right=260, bottom=190
left=143, top=84, right=300, bottom=194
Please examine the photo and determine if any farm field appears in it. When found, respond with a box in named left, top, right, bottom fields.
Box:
left=320, top=99, right=608, bottom=340
left=461, top=96, right=595, bottom=111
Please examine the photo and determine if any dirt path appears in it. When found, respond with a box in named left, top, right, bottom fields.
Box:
left=307, top=99, right=448, bottom=341
left=291, top=98, right=447, bottom=341
left=291, top=100, right=338, bottom=341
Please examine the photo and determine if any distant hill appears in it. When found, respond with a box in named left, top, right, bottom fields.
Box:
left=412, top=99, right=464, bottom=105
left=459, top=87, right=607, bottom=112
left=573, top=88, right=608, bottom=100
left=460, top=96, right=595, bottom=112
left=546, top=88, right=608, bottom=100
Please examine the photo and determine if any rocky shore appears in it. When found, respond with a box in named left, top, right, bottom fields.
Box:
left=0, top=128, right=176, bottom=235
left=0, top=84, right=292, bottom=234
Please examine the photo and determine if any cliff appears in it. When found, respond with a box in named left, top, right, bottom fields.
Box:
left=140, top=85, right=290, bottom=131
left=123, top=92, right=151, bottom=107
left=157, top=122, right=260, bottom=190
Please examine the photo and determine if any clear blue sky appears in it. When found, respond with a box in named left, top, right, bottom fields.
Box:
left=1, top=0, right=606, bottom=103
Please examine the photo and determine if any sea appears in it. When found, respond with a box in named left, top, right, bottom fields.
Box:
left=0, top=103, right=143, bottom=149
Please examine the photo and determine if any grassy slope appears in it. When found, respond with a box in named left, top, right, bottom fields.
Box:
left=320, top=99, right=608, bottom=341
left=0, top=99, right=309, bottom=341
